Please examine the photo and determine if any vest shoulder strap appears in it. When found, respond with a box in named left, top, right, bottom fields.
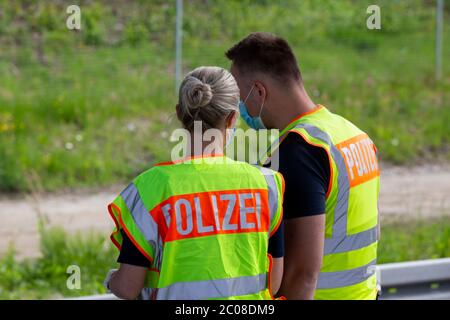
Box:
left=108, top=182, right=160, bottom=268
left=253, top=166, right=285, bottom=236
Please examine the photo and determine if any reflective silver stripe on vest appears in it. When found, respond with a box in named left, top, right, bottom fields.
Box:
left=155, top=273, right=267, bottom=300
left=325, top=226, right=378, bottom=255
left=294, top=124, right=349, bottom=243
left=256, top=167, right=278, bottom=222
left=140, top=288, right=154, bottom=300
left=120, top=183, right=160, bottom=264
left=154, top=234, right=164, bottom=270
left=294, top=124, right=378, bottom=255
left=316, top=259, right=377, bottom=289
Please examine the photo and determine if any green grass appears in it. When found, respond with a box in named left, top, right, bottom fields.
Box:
left=378, top=217, right=450, bottom=264
left=0, top=217, right=448, bottom=299
left=0, top=0, right=449, bottom=192
left=0, top=0, right=448, bottom=301
left=0, top=221, right=117, bottom=299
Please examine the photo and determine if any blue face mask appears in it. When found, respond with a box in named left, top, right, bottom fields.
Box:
left=239, top=85, right=266, bottom=130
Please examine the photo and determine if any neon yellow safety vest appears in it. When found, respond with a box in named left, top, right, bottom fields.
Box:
left=108, top=155, right=284, bottom=300
left=272, top=105, right=380, bottom=300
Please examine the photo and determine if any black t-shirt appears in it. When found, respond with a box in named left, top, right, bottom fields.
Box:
left=117, top=229, right=150, bottom=267
left=267, top=221, right=284, bottom=258
left=277, top=132, right=330, bottom=219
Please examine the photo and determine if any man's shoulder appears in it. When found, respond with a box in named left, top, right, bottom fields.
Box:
left=294, top=107, right=371, bottom=144
left=277, top=131, right=331, bottom=182
left=279, top=131, right=326, bottom=156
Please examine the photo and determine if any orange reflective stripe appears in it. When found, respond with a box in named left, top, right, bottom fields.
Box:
left=108, top=203, right=122, bottom=250
left=289, top=129, right=334, bottom=198
left=262, top=105, right=325, bottom=164
left=109, top=202, right=154, bottom=264
left=287, top=105, right=324, bottom=127
left=336, top=134, right=380, bottom=188
left=266, top=253, right=286, bottom=300
left=270, top=210, right=283, bottom=238
left=150, top=189, right=270, bottom=242
left=270, top=172, right=284, bottom=237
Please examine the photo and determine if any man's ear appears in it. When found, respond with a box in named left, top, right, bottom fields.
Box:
left=254, top=81, right=267, bottom=102
left=226, top=110, right=238, bottom=129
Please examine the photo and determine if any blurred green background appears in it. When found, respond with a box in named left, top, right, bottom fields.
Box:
left=0, top=0, right=449, bottom=299
left=0, top=0, right=449, bottom=192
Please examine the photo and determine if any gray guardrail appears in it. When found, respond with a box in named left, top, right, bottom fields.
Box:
left=69, top=258, right=450, bottom=300
left=378, top=258, right=450, bottom=300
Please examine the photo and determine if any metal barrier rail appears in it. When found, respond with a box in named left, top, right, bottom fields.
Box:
left=378, top=258, right=450, bottom=300
left=70, top=258, right=450, bottom=300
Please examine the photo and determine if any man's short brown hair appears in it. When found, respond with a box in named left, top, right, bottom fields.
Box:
left=226, top=32, right=302, bottom=85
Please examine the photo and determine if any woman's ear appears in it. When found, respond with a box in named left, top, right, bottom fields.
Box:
left=226, top=110, right=238, bottom=129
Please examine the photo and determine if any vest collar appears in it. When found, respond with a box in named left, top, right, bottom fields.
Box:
left=260, top=105, right=326, bottom=166
left=280, top=104, right=325, bottom=137
left=155, top=153, right=226, bottom=166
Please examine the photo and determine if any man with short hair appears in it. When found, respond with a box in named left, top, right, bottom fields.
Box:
left=226, top=32, right=380, bottom=300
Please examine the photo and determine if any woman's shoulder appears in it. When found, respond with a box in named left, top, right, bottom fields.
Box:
left=132, top=162, right=174, bottom=186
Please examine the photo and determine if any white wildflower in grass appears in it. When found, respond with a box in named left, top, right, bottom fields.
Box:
left=391, top=138, right=399, bottom=146
left=75, top=134, right=83, bottom=142
left=65, top=142, right=74, bottom=151
left=126, top=123, right=136, bottom=132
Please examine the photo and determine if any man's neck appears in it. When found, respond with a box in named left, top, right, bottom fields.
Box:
left=270, top=86, right=317, bottom=131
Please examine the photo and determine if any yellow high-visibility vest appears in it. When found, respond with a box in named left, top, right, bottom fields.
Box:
left=108, top=155, right=284, bottom=300
left=274, top=105, right=380, bottom=300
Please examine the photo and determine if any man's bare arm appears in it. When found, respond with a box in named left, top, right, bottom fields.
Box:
left=278, top=214, right=325, bottom=300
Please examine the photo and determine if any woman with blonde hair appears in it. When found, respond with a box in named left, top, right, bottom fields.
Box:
left=105, top=66, right=285, bottom=300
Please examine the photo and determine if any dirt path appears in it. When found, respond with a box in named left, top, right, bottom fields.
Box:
left=1, top=164, right=449, bottom=259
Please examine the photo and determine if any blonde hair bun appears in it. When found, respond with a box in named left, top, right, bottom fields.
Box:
left=181, top=76, right=213, bottom=109
left=177, top=66, right=239, bottom=131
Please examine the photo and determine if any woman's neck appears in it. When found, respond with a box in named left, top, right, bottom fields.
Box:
left=188, top=131, right=225, bottom=157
